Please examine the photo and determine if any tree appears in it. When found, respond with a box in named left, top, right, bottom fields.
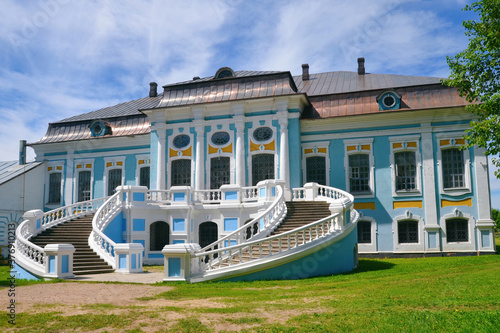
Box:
left=443, top=0, right=500, bottom=177
left=492, top=209, right=500, bottom=231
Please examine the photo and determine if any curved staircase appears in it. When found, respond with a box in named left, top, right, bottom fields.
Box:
left=29, top=214, right=114, bottom=275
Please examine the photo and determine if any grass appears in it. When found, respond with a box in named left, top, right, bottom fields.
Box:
left=1, top=239, right=499, bottom=332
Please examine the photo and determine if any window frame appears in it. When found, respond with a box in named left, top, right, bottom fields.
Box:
left=357, top=215, right=377, bottom=253
left=168, top=129, right=194, bottom=188
left=248, top=121, right=277, bottom=186
left=344, top=138, right=374, bottom=198
left=392, top=212, right=424, bottom=252
left=74, top=159, right=94, bottom=203
left=302, top=141, right=330, bottom=186
left=436, top=133, right=471, bottom=197
left=206, top=124, right=235, bottom=189
left=45, top=162, right=65, bottom=206
left=389, top=135, right=422, bottom=197
left=440, top=209, right=475, bottom=252
left=104, top=157, right=125, bottom=197
left=135, top=154, right=151, bottom=189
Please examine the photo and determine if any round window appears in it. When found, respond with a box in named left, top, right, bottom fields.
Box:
left=173, top=134, right=190, bottom=149
left=253, top=127, right=273, bottom=142
left=93, top=123, right=102, bottom=135
left=382, top=94, right=396, bottom=108
left=211, top=131, right=230, bottom=145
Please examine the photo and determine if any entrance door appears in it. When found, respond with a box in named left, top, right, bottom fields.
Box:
left=199, top=222, right=218, bottom=248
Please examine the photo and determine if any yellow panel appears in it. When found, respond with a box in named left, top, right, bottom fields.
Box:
left=393, top=201, right=423, bottom=209
left=138, top=159, right=144, bottom=165
left=361, top=144, right=371, bottom=151
left=347, top=145, right=357, bottom=152
left=317, top=147, right=327, bottom=154
left=354, top=202, right=376, bottom=210
left=56, top=166, right=62, bottom=170
left=76, top=164, right=82, bottom=169
left=85, top=164, right=92, bottom=169
left=116, top=161, right=123, bottom=166
left=304, top=148, right=313, bottom=155
left=48, top=166, right=53, bottom=171
left=392, top=143, right=403, bottom=149
left=182, top=146, right=192, bottom=157
left=407, top=142, right=417, bottom=148
left=264, top=141, right=275, bottom=151
left=106, top=162, right=113, bottom=167
left=208, top=145, right=218, bottom=155
left=222, top=143, right=233, bottom=153
left=441, top=198, right=472, bottom=208
left=440, top=139, right=450, bottom=146
left=250, top=141, right=260, bottom=152
left=455, top=139, right=465, bottom=145
left=169, top=148, right=177, bottom=158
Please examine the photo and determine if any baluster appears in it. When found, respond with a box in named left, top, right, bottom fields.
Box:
left=268, top=241, right=272, bottom=255
left=259, top=243, right=262, bottom=258
left=238, top=248, right=242, bottom=264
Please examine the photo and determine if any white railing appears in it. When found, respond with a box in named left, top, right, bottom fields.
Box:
left=14, top=197, right=107, bottom=277
left=195, top=184, right=287, bottom=266
left=89, top=191, right=123, bottom=267
left=145, top=186, right=261, bottom=205
left=194, top=189, right=223, bottom=203
left=146, top=190, right=173, bottom=203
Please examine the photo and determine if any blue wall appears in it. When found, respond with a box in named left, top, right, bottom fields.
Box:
left=103, top=211, right=126, bottom=243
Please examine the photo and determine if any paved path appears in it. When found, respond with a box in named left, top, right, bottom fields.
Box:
left=70, top=271, right=164, bottom=284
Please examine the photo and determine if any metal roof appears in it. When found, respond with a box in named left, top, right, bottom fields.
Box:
left=167, top=70, right=282, bottom=86
left=153, top=71, right=299, bottom=109
left=0, top=161, right=43, bottom=186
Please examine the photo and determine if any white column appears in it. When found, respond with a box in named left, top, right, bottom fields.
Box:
left=235, top=121, right=245, bottom=186
left=474, top=146, right=494, bottom=223
left=279, top=117, right=291, bottom=199
left=421, top=127, right=438, bottom=225
left=65, top=150, right=74, bottom=204
left=195, top=125, right=205, bottom=190
left=156, top=125, right=167, bottom=190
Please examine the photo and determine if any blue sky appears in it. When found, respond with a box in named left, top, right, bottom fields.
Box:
left=0, top=0, right=498, bottom=208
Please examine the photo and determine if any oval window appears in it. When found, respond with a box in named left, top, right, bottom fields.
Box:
left=382, top=94, right=396, bottom=108
left=253, top=127, right=273, bottom=142
left=93, top=123, right=103, bottom=135
left=173, top=134, right=190, bottom=149
left=211, top=131, right=230, bottom=145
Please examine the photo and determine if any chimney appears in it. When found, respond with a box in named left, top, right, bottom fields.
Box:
left=193, top=76, right=200, bottom=80
left=149, top=82, right=158, bottom=97
left=302, top=63, right=310, bottom=80
left=357, top=57, right=365, bottom=75
left=19, top=140, right=26, bottom=165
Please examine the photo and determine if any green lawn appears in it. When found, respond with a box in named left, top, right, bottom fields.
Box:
left=1, top=241, right=499, bottom=332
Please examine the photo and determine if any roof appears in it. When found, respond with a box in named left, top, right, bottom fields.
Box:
left=0, top=161, right=43, bottom=186
left=152, top=71, right=299, bottom=109
left=294, top=71, right=442, bottom=96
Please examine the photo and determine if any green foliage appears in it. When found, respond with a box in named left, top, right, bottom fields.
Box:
left=443, top=0, right=500, bottom=177
left=492, top=209, right=500, bottom=230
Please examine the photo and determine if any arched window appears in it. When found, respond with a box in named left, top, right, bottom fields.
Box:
left=398, top=219, right=419, bottom=244
left=171, top=159, right=191, bottom=186
left=306, top=156, right=326, bottom=185
left=150, top=221, right=170, bottom=251
left=252, top=154, right=274, bottom=185
left=210, top=156, right=230, bottom=189
left=199, top=222, right=218, bottom=248
left=446, top=218, right=468, bottom=242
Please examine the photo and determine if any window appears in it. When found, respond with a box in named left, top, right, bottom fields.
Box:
left=446, top=218, right=468, bottom=242
left=210, top=156, right=230, bottom=189
left=107, top=169, right=122, bottom=196
left=78, top=171, right=91, bottom=202
left=48, top=172, right=62, bottom=204
left=211, top=131, right=230, bottom=146
left=139, top=166, right=150, bottom=188
left=252, top=154, right=274, bottom=185
left=150, top=221, right=169, bottom=251
left=199, top=222, right=218, bottom=248
left=349, top=154, right=370, bottom=193
left=395, top=151, right=416, bottom=191
left=253, top=127, right=273, bottom=142
left=306, top=156, right=326, bottom=185
left=171, top=159, right=191, bottom=186
left=357, top=221, right=371, bottom=244
left=172, top=134, right=190, bottom=149
left=398, top=220, right=418, bottom=244
left=376, top=90, right=401, bottom=110
left=442, top=148, right=464, bottom=189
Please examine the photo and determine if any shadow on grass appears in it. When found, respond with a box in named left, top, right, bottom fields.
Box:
left=353, top=258, right=396, bottom=274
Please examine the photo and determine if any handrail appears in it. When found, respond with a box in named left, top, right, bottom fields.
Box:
left=89, top=191, right=123, bottom=268
left=14, top=197, right=107, bottom=277
left=196, top=184, right=286, bottom=255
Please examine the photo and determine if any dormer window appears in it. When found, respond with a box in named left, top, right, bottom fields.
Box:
left=89, top=120, right=112, bottom=137
left=214, top=67, right=235, bottom=79
left=377, top=90, right=401, bottom=111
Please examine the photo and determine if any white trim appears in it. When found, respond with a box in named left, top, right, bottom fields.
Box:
left=302, top=141, right=330, bottom=186
left=73, top=159, right=94, bottom=203
left=389, top=135, right=422, bottom=197
left=247, top=120, right=278, bottom=186
left=440, top=209, right=476, bottom=252
left=436, top=132, right=471, bottom=196
left=135, top=154, right=151, bottom=188
left=356, top=215, right=377, bottom=253
left=167, top=128, right=195, bottom=188
left=104, top=156, right=125, bottom=196
left=206, top=124, right=235, bottom=189
left=392, top=211, right=424, bottom=253
left=44, top=161, right=65, bottom=207
left=343, top=138, right=374, bottom=199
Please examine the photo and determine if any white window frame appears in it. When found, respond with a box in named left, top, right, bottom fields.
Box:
left=392, top=211, right=424, bottom=253
left=436, top=132, right=471, bottom=196
left=389, top=135, right=422, bottom=197
left=74, top=159, right=94, bottom=203
left=167, top=128, right=194, bottom=188
left=248, top=120, right=277, bottom=186
left=344, top=138, right=374, bottom=198
left=206, top=124, right=235, bottom=189
left=302, top=141, right=330, bottom=186
left=356, top=214, right=377, bottom=254
left=135, top=154, right=151, bottom=188
left=45, top=161, right=65, bottom=207
left=440, top=209, right=475, bottom=252
left=104, top=156, right=125, bottom=196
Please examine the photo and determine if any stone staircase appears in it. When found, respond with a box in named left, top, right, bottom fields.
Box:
left=30, top=214, right=115, bottom=275
left=221, top=201, right=332, bottom=265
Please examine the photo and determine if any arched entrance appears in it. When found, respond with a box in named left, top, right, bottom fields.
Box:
left=150, top=221, right=170, bottom=251
left=199, top=221, right=218, bottom=248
